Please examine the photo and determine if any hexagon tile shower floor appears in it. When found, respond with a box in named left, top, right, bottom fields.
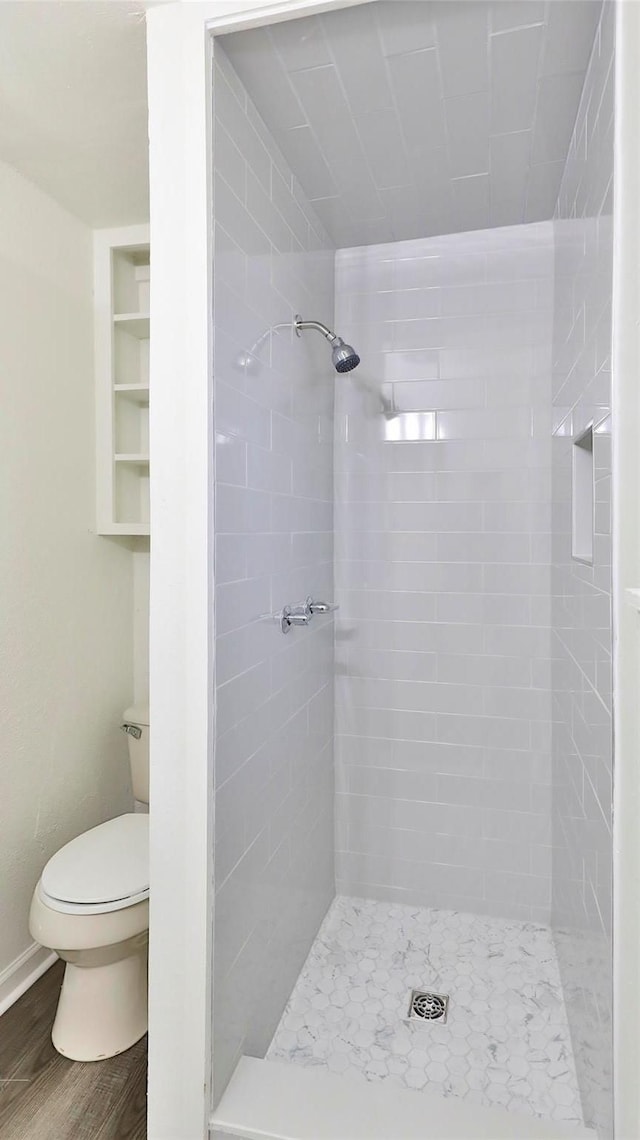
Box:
left=267, top=896, right=583, bottom=1128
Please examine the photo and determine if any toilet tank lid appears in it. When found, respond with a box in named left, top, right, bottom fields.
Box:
left=41, top=814, right=149, bottom=906
left=123, top=702, right=149, bottom=726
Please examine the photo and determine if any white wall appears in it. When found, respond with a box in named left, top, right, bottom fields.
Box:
left=334, top=223, right=555, bottom=922
left=211, top=41, right=336, bottom=1102
left=550, top=3, right=614, bottom=1135
left=0, top=159, right=134, bottom=978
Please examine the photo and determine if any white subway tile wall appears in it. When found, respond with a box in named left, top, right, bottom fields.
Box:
left=212, top=42, right=336, bottom=1103
left=551, top=2, right=614, bottom=1135
left=334, top=223, right=555, bottom=922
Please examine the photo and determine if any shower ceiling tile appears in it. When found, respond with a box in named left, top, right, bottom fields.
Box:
left=490, top=1, right=546, bottom=35
left=449, top=174, right=490, bottom=235
left=532, top=72, right=589, bottom=164
left=310, top=195, right=352, bottom=234
left=540, top=0, right=602, bottom=76
left=444, top=93, right=490, bottom=179
left=386, top=47, right=446, bottom=156
left=377, top=185, right=449, bottom=244
left=434, top=1, right=490, bottom=98
left=322, top=145, right=386, bottom=215
left=220, top=0, right=602, bottom=246
left=375, top=1, right=437, bottom=57
left=354, top=109, right=412, bottom=188
left=321, top=3, right=394, bottom=114
left=224, top=26, right=306, bottom=131
left=267, top=13, right=331, bottom=72
left=488, top=130, right=532, bottom=227
left=490, top=24, right=544, bottom=134
left=273, top=126, right=337, bottom=199
left=525, top=161, right=567, bottom=222
left=288, top=64, right=354, bottom=155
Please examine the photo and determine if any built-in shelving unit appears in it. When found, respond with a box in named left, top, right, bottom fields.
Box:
left=95, top=224, right=150, bottom=536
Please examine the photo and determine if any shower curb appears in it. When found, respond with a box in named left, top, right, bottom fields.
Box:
left=211, top=1057, right=596, bottom=1140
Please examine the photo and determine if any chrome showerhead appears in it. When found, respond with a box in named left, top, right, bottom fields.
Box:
left=294, top=314, right=361, bottom=374
left=331, top=337, right=361, bottom=373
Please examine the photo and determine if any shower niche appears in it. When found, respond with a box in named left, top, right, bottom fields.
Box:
left=94, top=224, right=150, bottom=536
left=571, top=424, right=594, bottom=564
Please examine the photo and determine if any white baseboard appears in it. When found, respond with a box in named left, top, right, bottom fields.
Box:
left=0, top=942, right=57, bottom=1016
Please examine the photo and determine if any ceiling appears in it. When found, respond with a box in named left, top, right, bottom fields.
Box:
left=0, top=2, right=150, bottom=228
left=221, top=0, right=603, bottom=247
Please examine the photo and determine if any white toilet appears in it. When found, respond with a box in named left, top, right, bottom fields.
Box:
left=29, top=703, right=150, bottom=1062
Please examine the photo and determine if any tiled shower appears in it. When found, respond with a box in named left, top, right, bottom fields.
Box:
left=211, top=2, right=614, bottom=1136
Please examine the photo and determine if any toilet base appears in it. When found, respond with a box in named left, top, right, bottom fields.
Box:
left=52, top=948, right=148, bottom=1061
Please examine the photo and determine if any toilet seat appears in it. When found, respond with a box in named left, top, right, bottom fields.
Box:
left=40, top=813, right=149, bottom=915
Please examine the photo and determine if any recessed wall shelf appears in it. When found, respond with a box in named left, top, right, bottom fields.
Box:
left=571, top=423, right=594, bottom=565
left=95, top=225, right=150, bottom=536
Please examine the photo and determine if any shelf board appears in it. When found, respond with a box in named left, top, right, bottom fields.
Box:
left=97, top=522, right=150, bottom=537
left=113, top=313, right=150, bottom=339
left=114, top=453, right=150, bottom=466
left=114, top=384, right=150, bottom=405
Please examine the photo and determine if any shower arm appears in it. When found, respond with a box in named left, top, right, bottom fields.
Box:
left=294, top=314, right=361, bottom=374
left=294, top=315, right=340, bottom=344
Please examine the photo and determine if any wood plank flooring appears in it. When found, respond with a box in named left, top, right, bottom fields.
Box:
left=0, top=962, right=147, bottom=1139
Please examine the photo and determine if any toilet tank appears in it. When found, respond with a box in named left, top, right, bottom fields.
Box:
left=122, top=702, right=150, bottom=805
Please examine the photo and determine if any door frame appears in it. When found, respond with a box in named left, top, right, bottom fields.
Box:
left=612, top=4, right=640, bottom=1138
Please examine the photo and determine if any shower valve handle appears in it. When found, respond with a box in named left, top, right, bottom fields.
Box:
left=307, top=597, right=339, bottom=615
left=280, top=602, right=312, bottom=634
left=279, top=598, right=339, bottom=633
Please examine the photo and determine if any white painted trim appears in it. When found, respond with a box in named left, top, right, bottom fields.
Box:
left=203, top=0, right=371, bottom=34
left=146, top=6, right=213, bottom=1140
left=211, top=1057, right=596, bottom=1140
left=612, top=4, right=640, bottom=1138
left=0, top=943, right=57, bottom=1017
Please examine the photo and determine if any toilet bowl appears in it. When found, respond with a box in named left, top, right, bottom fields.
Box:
left=29, top=702, right=151, bottom=1062
left=29, top=813, right=149, bottom=1061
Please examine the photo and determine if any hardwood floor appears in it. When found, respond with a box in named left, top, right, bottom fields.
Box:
left=0, top=962, right=147, bottom=1139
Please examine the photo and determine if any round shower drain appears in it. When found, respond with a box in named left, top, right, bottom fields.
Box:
left=407, top=988, right=449, bottom=1024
